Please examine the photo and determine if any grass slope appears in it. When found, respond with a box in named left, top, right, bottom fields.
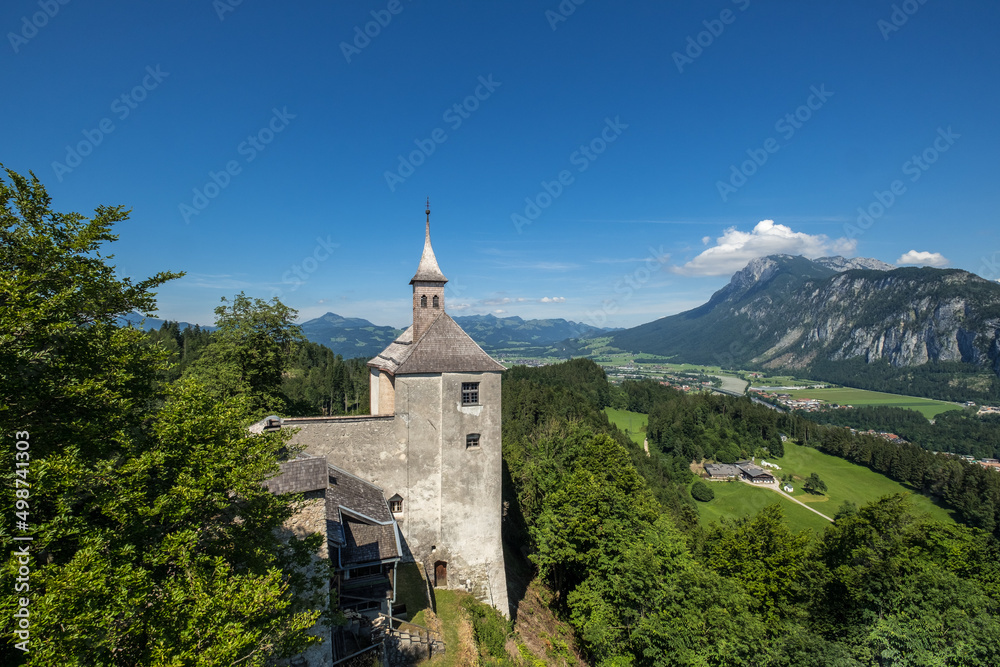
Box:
left=603, top=407, right=647, bottom=446
left=696, top=480, right=832, bottom=534
left=772, top=441, right=956, bottom=523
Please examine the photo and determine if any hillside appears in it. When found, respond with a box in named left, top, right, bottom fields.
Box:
left=298, top=312, right=404, bottom=358
left=298, top=311, right=614, bottom=359
left=611, top=255, right=1000, bottom=401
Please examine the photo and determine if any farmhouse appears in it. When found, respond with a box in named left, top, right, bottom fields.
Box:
left=704, top=463, right=740, bottom=479
left=735, top=461, right=776, bottom=484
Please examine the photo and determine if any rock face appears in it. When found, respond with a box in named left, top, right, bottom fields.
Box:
left=611, top=255, right=1000, bottom=376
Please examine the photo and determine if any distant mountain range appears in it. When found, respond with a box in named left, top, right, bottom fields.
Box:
left=610, top=255, right=1000, bottom=394
left=300, top=312, right=616, bottom=359
left=119, top=313, right=214, bottom=332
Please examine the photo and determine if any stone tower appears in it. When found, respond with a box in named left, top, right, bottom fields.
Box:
left=285, top=204, right=509, bottom=614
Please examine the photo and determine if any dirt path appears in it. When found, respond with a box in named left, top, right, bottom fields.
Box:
left=741, top=478, right=834, bottom=522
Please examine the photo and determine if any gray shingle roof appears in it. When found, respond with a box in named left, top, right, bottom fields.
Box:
left=325, top=464, right=401, bottom=566
left=341, top=519, right=400, bottom=566
left=368, top=314, right=504, bottom=375
left=265, top=455, right=328, bottom=494
left=326, top=464, right=392, bottom=523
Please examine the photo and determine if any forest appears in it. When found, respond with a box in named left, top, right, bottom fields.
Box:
left=806, top=358, right=1000, bottom=404
left=502, top=362, right=1000, bottom=665
left=144, top=319, right=370, bottom=417
left=801, top=404, right=1000, bottom=460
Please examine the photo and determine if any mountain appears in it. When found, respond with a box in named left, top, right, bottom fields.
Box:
left=298, top=312, right=616, bottom=359
left=120, top=313, right=214, bottom=332
left=298, top=313, right=404, bottom=359
left=452, top=314, right=613, bottom=347
left=611, top=255, right=1000, bottom=399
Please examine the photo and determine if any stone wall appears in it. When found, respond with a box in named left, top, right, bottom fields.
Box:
left=275, top=490, right=331, bottom=667
left=286, top=370, right=508, bottom=617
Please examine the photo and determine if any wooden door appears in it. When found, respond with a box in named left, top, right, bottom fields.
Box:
left=434, top=561, right=447, bottom=587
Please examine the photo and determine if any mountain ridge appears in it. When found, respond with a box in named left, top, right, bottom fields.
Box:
left=610, top=255, right=1000, bottom=399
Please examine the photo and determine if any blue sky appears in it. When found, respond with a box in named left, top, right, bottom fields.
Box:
left=4, top=0, right=999, bottom=329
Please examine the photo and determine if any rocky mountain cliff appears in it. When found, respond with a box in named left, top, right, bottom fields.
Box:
left=611, top=255, right=1000, bottom=386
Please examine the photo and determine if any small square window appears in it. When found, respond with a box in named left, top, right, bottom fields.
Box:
left=461, top=382, right=480, bottom=405
left=388, top=493, right=403, bottom=513
left=466, top=433, right=481, bottom=449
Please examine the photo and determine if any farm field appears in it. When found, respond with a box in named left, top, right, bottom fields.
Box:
left=695, top=480, right=831, bottom=534
left=771, top=441, right=956, bottom=524
left=603, top=407, right=647, bottom=446
left=778, top=386, right=958, bottom=418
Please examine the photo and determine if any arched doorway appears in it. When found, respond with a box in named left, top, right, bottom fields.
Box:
left=434, top=561, right=447, bottom=588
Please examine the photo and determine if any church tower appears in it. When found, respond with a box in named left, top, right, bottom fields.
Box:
left=365, top=203, right=509, bottom=613
left=411, top=199, right=447, bottom=340
left=278, top=204, right=510, bottom=620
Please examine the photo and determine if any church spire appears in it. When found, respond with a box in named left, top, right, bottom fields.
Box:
left=410, top=198, right=448, bottom=285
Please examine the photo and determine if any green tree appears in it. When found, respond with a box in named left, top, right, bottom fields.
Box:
left=803, top=472, right=827, bottom=495
left=691, top=480, right=715, bottom=502
left=184, top=292, right=303, bottom=416
left=0, top=166, right=323, bottom=665
left=769, top=434, right=785, bottom=458
left=703, top=504, right=813, bottom=629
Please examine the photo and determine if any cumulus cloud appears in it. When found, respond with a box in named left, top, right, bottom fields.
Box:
left=896, top=250, right=948, bottom=267
left=493, top=309, right=506, bottom=314
left=672, top=220, right=857, bottom=276
left=540, top=296, right=566, bottom=303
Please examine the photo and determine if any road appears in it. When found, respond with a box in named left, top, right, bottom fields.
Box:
left=742, top=478, right=833, bottom=522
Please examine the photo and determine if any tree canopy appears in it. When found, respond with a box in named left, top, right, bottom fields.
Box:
left=0, top=166, right=325, bottom=665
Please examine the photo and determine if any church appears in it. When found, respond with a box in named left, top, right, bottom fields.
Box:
left=269, top=202, right=509, bottom=625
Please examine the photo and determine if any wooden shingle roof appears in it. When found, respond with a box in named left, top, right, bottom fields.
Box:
left=410, top=220, right=447, bottom=284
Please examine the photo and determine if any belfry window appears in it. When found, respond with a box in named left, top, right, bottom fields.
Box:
left=432, top=295, right=439, bottom=308
left=420, top=295, right=427, bottom=308
left=462, top=382, right=480, bottom=405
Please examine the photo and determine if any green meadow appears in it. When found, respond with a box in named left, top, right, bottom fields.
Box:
left=763, top=441, right=955, bottom=524
left=603, top=407, right=648, bottom=446
left=779, top=386, right=958, bottom=418
left=695, top=480, right=832, bottom=534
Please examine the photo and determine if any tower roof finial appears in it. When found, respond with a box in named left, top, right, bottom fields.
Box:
left=411, top=198, right=447, bottom=285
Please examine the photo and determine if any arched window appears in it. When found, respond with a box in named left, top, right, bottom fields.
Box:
left=420, top=295, right=427, bottom=308
left=432, top=295, right=439, bottom=308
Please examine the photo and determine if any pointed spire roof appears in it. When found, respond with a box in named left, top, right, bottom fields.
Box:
left=410, top=199, right=448, bottom=284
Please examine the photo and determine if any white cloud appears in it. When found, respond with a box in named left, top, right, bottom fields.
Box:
left=673, top=220, right=857, bottom=276
left=450, top=303, right=471, bottom=311
left=701, top=236, right=711, bottom=245
left=493, top=309, right=506, bottom=314
left=540, top=296, right=566, bottom=303
left=896, top=250, right=948, bottom=267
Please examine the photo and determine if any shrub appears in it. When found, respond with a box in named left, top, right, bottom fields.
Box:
left=691, top=481, right=715, bottom=502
